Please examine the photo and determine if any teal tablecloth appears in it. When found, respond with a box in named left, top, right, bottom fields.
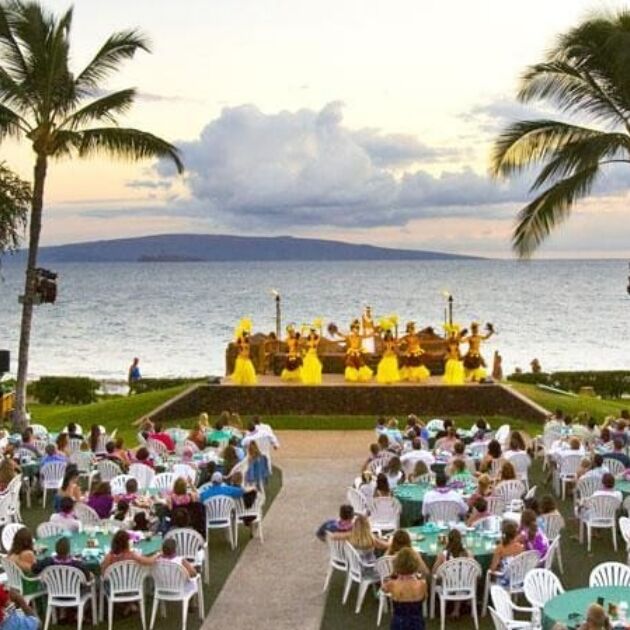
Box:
left=615, top=479, right=630, bottom=497
left=542, top=586, right=630, bottom=630
left=394, top=480, right=476, bottom=527
left=406, top=524, right=497, bottom=571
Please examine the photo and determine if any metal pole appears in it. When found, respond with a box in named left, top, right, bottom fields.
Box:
left=448, top=295, right=453, bottom=326
left=275, top=294, right=281, bottom=340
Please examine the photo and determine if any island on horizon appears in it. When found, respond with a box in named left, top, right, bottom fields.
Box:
left=9, top=233, right=483, bottom=263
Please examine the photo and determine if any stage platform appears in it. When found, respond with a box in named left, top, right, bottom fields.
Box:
left=148, top=376, right=548, bottom=423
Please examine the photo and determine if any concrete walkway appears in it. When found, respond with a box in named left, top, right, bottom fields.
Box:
left=203, top=430, right=372, bottom=630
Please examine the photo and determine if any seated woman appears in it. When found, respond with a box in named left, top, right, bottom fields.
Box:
left=0, top=584, right=39, bottom=630
left=503, top=431, right=527, bottom=459
left=132, top=447, right=154, bottom=469
left=19, top=428, right=41, bottom=458
left=449, top=458, right=473, bottom=481
left=56, top=432, right=71, bottom=457
left=101, top=530, right=157, bottom=572
left=104, top=441, right=129, bottom=471
left=362, top=444, right=382, bottom=472
left=384, top=457, right=405, bottom=489
left=446, top=441, right=472, bottom=476
left=432, top=528, right=472, bottom=616
left=386, top=530, right=430, bottom=576
left=357, top=471, right=376, bottom=499
left=489, top=521, right=525, bottom=584
left=221, top=445, right=240, bottom=480
left=87, top=482, right=114, bottom=519
left=88, top=424, right=103, bottom=453
left=518, top=508, right=549, bottom=557
left=54, top=465, right=83, bottom=512
left=499, top=461, right=517, bottom=482
left=479, top=439, right=505, bottom=477
left=111, top=500, right=131, bottom=529
left=374, top=473, right=392, bottom=498
left=579, top=603, right=611, bottom=630
left=0, top=458, right=17, bottom=493
left=538, top=494, right=561, bottom=519
left=167, top=477, right=199, bottom=511
left=8, top=528, right=37, bottom=573
left=33, top=536, right=91, bottom=578
left=435, top=427, right=458, bottom=453
left=382, top=547, right=427, bottom=630
left=331, top=514, right=388, bottom=564
left=50, top=497, right=82, bottom=533
left=467, top=473, right=493, bottom=509
left=466, top=496, right=490, bottom=526
left=187, top=421, right=207, bottom=451
left=158, top=538, right=197, bottom=588
left=471, top=418, right=489, bottom=443
left=408, top=461, right=430, bottom=484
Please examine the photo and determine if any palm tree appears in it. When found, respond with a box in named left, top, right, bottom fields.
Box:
left=0, top=1, right=184, bottom=428
left=0, top=161, right=30, bottom=260
left=491, top=10, right=630, bottom=258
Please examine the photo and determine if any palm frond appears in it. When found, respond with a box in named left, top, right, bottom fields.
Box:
left=76, top=127, right=183, bottom=173
left=513, top=165, right=599, bottom=257
left=491, top=120, right=602, bottom=177
left=74, top=30, right=150, bottom=94
left=0, top=102, right=26, bottom=139
left=0, top=2, right=29, bottom=82
left=59, top=88, right=136, bottom=129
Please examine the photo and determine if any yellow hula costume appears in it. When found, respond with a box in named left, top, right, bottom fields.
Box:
left=376, top=328, right=400, bottom=384
left=281, top=327, right=303, bottom=383
left=344, top=320, right=373, bottom=383
left=301, top=326, right=323, bottom=385
left=442, top=323, right=465, bottom=385
left=399, top=321, right=431, bottom=382
left=231, top=318, right=257, bottom=385
left=462, top=322, right=495, bottom=382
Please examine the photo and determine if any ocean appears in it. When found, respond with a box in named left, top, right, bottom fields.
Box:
left=0, top=259, right=628, bottom=380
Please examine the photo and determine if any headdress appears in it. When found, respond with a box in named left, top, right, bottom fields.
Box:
left=350, top=318, right=361, bottom=331
left=443, top=322, right=461, bottom=336
left=234, top=317, right=252, bottom=340
left=378, top=316, right=395, bottom=332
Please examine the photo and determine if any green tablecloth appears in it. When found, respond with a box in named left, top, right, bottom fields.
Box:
left=542, top=586, right=630, bottom=630
left=35, top=531, right=162, bottom=574
left=394, top=481, right=476, bottom=527
left=406, top=524, right=497, bottom=571
left=615, top=479, right=630, bottom=497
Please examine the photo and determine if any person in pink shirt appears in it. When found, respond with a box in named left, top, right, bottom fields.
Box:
left=148, top=424, right=175, bottom=453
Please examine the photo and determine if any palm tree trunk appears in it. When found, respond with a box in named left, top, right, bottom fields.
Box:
left=13, top=153, right=48, bottom=431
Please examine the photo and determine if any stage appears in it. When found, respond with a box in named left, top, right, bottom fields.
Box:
left=148, top=375, right=548, bottom=423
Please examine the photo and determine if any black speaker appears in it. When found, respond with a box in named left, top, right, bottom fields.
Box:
left=0, top=350, right=9, bottom=373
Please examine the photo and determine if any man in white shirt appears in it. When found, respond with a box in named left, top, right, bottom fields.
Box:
left=421, top=474, right=468, bottom=518
left=242, top=418, right=280, bottom=449
left=401, top=438, right=435, bottom=474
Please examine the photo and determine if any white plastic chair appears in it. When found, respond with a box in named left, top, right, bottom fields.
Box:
left=4, top=475, right=23, bottom=522
left=323, top=535, right=348, bottom=592
left=0, top=556, right=46, bottom=608
left=110, top=474, right=134, bottom=496
left=469, top=442, right=489, bottom=460
left=147, top=438, right=169, bottom=457
left=495, top=425, right=510, bottom=449
left=555, top=453, right=582, bottom=500
left=541, top=535, right=562, bottom=572
left=149, top=560, right=204, bottom=630
left=1, top=523, right=24, bottom=552
left=603, top=458, right=626, bottom=477
left=523, top=568, right=564, bottom=609
left=342, top=542, right=380, bottom=613
left=619, top=516, right=630, bottom=564
left=68, top=438, right=83, bottom=455
left=235, top=492, right=265, bottom=543
left=95, top=460, right=122, bottom=483
left=486, top=496, right=506, bottom=517
left=74, top=502, right=103, bottom=527
left=69, top=451, right=97, bottom=492
left=29, top=423, right=49, bottom=438
left=375, top=555, right=394, bottom=626
left=94, top=433, right=108, bottom=455
left=494, top=480, right=525, bottom=504
left=431, top=557, right=481, bottom=630
left=506, top=452, right=531, bottom=487
left=346, top=487, right=372, bottom=516
left=574, top=475, right=602, bottom=508
left=150, top=472, right=175, bottom=495
left=425, top=500, right=462, bottom=523
left=165, top=527, right=210, bottom=585
left=589, top=561, right=630, bottom=587
left=369, top=497, right=401, bottom=534
left=579, top=494, right=621, bottom=552
left=41, top=564, right=97, bottom=630
left=102, top=560, right=148, bottom=630
left=482, top=550, right=541, bottom=616
left=172, top=464, right=198, bottom=485
left=129, top=463, right=155, bottom=490
left=490, top=584, right=536, bottom=629
left=538, top=513, right=565, bottom=573
left=523, top=486, right=537, bottom=501
left=40, top=461, right=67, bottom=508
left=204, top=495, right=236, bottom=549
left=36, top=521, right=67, bottom=539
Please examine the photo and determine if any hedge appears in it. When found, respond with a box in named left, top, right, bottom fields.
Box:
left=132, top=378, right=205, bottom=394
left=507, top=371, right=630, bottom=399
left=29, top=376, right=100, bottom=405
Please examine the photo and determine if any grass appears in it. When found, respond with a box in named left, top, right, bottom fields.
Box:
left=509, top=382, right=628, bottom=421
left=20, top=466, right=282, bottom=629
left=320, top=457, right=626, bottom=630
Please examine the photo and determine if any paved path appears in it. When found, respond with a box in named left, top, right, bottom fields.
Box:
left=203, top=430, right=372, bottom=630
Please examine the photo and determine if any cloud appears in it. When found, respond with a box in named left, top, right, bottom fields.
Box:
left=461, top=96, right=552, bottom=133
left=126, top=179, right=172, bottom=190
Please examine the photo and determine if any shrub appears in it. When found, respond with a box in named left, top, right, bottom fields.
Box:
left=508, top=370, right=630, bottom=398
left=29, top=376, right=99, bottom=405
left=132, top=378, right=204, bottom=394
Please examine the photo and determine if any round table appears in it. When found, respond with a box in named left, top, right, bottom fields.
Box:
left=35, top=530, right=163, bottom=574
left=394, top=480, right=476, bottom=527
left=615, top=479, right=630, bottom=497
left=406, top=524, right=497, bottom=571
left=542, top=586, right=630, bottom=630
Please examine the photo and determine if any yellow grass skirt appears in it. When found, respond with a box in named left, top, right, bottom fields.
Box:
left=403, top=365, right=430, bottom=382
left=466, top=366, right=487, bottom=382
left=281, top=366, right=302, bottom=383
left=231, top=357, right=257, bottom=385
left=345, top=365, right=373, bottom=383
left=443, top=359, right=465, bottom=385
left=376, top=355, right=400, bottom=384
left=302, top=349, right=322, bottom=385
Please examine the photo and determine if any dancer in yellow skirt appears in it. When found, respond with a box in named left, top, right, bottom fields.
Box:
left=331, top=320, right=373, bottom=382
left=461, top=321, right=495, bottom=382
left=231, top=318, right=257, bottom=385
left=442, top=323, right=465, bottom=385
left=399, top=321, right=431, bottom=382
left=281, top=325, right=303, bottom=383
left=376, top=329, right=400, bottom=384
left=301, top=326, right=323, bottom=385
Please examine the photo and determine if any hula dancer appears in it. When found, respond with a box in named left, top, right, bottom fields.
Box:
left=280, top=325, right=303, bottom=383
left=442, top=323, right=465, bottom=385
left=231, top=318, right=257, bottom=385
left=461, top=322, right=495, bottom=382
left=400, top=321, right=431, bottom=382
left=301, top=325, right=323, bottom=385
left=376, top=328, right=400, bottom=384
left=361, top=306, right=376, bottom=354
left=330, top=320, right=373, bottom=382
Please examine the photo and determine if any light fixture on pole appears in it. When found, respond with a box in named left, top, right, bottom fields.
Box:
left=271, top=289, right=281, bottom=340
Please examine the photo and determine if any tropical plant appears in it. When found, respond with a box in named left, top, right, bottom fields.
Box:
left=491, top=10, right=630, bottom=258
left=0, top=1, right=184, bottom=428
left=0, top=161, right=30, bottom=260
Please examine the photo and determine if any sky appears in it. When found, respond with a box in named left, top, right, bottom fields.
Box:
left=2, top=0, right=630, bottom=258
